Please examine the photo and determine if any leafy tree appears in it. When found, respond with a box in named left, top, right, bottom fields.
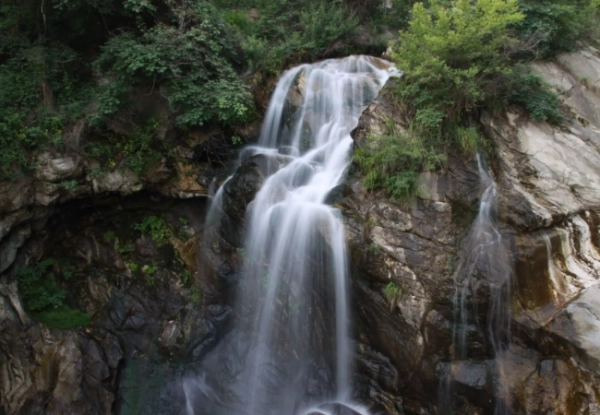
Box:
left=515, top=0, right=593, bottom=58
left=95, top=1, right=252, bottom=126
left=391, top=0, right=524, bottom=130
left=362, top=0, right=568, bottom=203
left=219, top=0, right=358, bottom=73
left=94, top=1, right=253, bottom=127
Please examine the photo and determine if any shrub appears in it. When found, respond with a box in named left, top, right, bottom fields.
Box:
left=354, top=128, right=445, bottom=202
left=0, top=28, right=97, bottom=179
left=85, top=118, right=166, bottom=175
left=384, top=281, right=402, bottom=310
left=94, top=1, right=253, bottom=127
left=387, top=0, right=564, bottom=167
left=391, top=0, right=524, bottom=130
left=453, top=126, right=480, bottom=157
left=136, top=215, right=170, bottom=247
left=17, top=259, right=90, bottom=329
left=35, top=308, right=91, bottom=330
left=18, top=259, right=66, bottom=312
left=219, top=0, right=358, bottom=73
left=505, top=66, right=564, bottom=123
left=515, top=0, right=590, bottom=58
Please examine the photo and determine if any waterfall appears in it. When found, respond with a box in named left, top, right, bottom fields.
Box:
left=440, top=153, right=512, bottom=414
left=187, top=56, right=399, bottom=415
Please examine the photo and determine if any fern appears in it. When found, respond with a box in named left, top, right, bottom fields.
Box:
left=136, top=216, right=171, bottom=247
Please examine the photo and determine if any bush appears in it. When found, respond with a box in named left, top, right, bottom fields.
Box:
left=389, top=0, right=564, bottom=140
left=0, top=41, right=90, bottom=179
left=384, top=281, right=402, bottom=310
left=384, top=282, right=401, bottom=301
left=85, top=118, right=167, bottom=175
left=94, top=1, right=253, bottom=127
left=136, top=215, right=171, bottom=247
left=18, top=259, right=66, bottom=311
left=17, top=259, right=90, bottom=329
left=515, top=0, right=590, bottom=58
left=35, top=307, right=91, bottom=330
left=354, top=127, right=445, bottom=202
left=217, top=0, right=358, bottom=73
left=505, top=66, right=564, bottom=123
left=391, top=0, right=524, bottom=131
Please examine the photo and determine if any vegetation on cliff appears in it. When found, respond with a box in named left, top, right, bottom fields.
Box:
left=356, top=0, right=599, bottom=201
left=0, top=0, right=375, bottom=180
left=3, top=0, right=599, bottom=324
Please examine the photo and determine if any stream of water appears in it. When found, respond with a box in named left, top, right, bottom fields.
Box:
left=440, top=154, right=512, bottom=415
left=187, top=56, right=399, bottom=415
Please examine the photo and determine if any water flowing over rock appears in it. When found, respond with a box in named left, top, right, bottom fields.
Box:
left=187, top=56, right=399, bottom=415
left=3, top=48, right=600, bottom=415
left=439, top=154, right=512, bottom=415
left=345, top=47, right=600, bottom=415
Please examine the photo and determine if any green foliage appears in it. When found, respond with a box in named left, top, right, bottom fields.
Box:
left=59, top=180, right=78, bottom=192
left=384, top=281, right=402, bottom=306
left=505, top=66, right=564, bottom=123
left=0, top=0, right=257, bottom=180
left=384, top=171, right=420, bottom=202
left=216, top=0, right=358, bottom=73
left=142, top=263, right=157, bottom=275
left=17, top=259, right=90, bottom=329
left=515, top=0, right=591, bottom=58
left=117, top=241, right=135, bottom=254
left=391, top=0, right=524, bottom=130
left=347, top=0, right=417, bottom=30
left=59, top=260, right=77, bottom=281
left=136, top=215, right=170, bottom=247
left=354, top=128, right=444, bottom=202
left=85, top=118, right=165, bottom=175
left=0, top=31, right=93, bottom=179
left=35, top=308, right=91, bottom=329
left=18, top=260, right=65, bottom=311
left=181, top=269, right=192, bottom=285
left=95, top=1, right=253, bottom=127
left=124, top=0, right=157, bottom=13
left=190, top=286, right=201, bottom=306
left=128, top=261, right=140, bottom=272
left=0, top=115, right=63, bottom=179
left=120, top=119, right=163, bottom=175
left=453, top=126, right=483, bottom=157
left=103, top=230, right=117, bottom=243
left=386, top=0, right=565, bottom=172
left=367, top=243, right=381, bottom=253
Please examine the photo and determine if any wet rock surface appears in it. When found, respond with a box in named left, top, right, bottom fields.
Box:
left=3, top=49, right=600, bottom=415
left=344, top=47, right=600, bottom=415
left=0, top=194, right=234, bottom=415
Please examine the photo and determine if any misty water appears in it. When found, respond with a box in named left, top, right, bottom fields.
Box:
left=440, top=154, right=512, bottom=415
left=185, top=56, right=399, bottom=415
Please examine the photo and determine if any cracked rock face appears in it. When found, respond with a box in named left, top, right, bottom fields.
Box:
left=0, top=196, right=233, bottom=415
left=346, top=48, right=600, bottom=414
left=0, top=125, right=220, bottom=275
left=2, top=49, right=600, bottom=415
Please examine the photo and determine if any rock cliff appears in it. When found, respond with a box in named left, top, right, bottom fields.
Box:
left=345, top=46, right=600, bottom=414
left=2, top=47, right=600, bottom=415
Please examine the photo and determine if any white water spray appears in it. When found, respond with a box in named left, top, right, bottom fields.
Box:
left=187, top=56, right=399, bottom=415
left=441, top=153, right=512, bottom=415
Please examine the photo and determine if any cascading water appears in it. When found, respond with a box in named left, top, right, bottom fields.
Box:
left=440, top=154, right=512, bottom=415
left=187, top=56, right=399, bottom=415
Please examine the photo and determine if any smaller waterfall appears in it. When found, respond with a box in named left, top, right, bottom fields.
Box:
left=441, top=153, right=512, bottom=415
